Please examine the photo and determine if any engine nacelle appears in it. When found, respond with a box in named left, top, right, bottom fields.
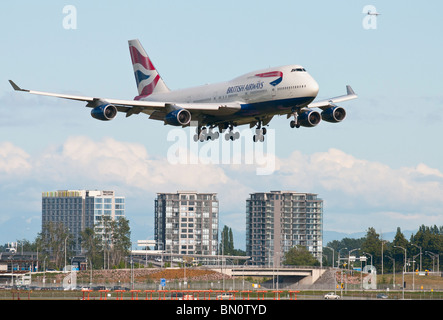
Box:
left=164, top=108, right=192, bottom=126
left=91, top=104, right=118, bottom=121
left=298, top=110, right=321, bottom=127
left=321, top=106, right=346, bottom=123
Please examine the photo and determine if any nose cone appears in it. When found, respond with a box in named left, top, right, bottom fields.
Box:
left=308, top=77, right=319, bottom=97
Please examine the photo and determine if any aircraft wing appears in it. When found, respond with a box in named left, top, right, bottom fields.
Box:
left=8, top=80, right=165, bottom=111
left=8, top=80, right=239, bottom=117
left=307, top=85, right=357, bottom=110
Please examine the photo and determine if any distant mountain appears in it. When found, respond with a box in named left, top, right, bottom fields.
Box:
left=323, top=229, right=416, bottom=245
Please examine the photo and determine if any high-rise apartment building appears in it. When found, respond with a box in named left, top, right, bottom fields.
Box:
left=155, top=191, right=219, bottom=257
left=246, top=191, right=323, bottom=266
left=42, top=190, right=125, bottom=253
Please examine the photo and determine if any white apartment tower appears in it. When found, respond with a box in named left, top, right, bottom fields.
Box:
left=246, top=191, right=323, bottom=266
left=155, top=191, right=219, bottom=256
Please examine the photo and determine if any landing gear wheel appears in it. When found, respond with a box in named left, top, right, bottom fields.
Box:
left=205, top=129, right=219, bottom=141
left=225, top=129, right=240, bottom=141
left=253, top=128, right=265, bottom=142
left=199, top=127, right=207, bottom=142
left=290, top=110, right=301, bottom=128
left=253, top=135, right=265, bottom=142
left=194, top=126, right=211, bottom=142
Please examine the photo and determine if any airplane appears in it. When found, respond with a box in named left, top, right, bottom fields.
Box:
left=366, top=10, right=381, bottom=16
left=9, top=39, right=357, bottom=142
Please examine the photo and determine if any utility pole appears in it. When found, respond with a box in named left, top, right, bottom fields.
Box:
left=394, top=246, right=406, bottom=300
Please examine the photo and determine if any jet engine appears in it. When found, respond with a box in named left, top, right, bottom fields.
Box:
left=298, top=110, right=321, bottom=127
left=90, top=104, right=118, bottom=121
left=164, top=108, right=192, bottom=126
left=321, top=106, right=346, bottom=123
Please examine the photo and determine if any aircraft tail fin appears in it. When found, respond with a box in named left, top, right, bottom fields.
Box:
left=128, top=39, right=170, bottom=100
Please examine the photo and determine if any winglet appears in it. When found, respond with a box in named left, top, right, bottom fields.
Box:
left=346, top=85, right=355, bottom=96
left=9, top=80, right=29, bottom=92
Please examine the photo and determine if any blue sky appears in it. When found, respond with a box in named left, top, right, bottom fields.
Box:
left=1, top=1, right=442, bottom=248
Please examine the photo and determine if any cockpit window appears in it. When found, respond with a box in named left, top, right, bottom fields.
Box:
left=291, top=68, right=306, bottom=72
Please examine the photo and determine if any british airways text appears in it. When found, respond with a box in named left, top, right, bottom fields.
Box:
left=226, top=81, right=264, bottom=94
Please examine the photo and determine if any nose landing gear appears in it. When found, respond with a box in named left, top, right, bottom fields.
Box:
left=290, top=112, right=300, bottom=128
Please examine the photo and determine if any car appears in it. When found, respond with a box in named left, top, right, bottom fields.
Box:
left=112, top=286, right=129, bottom=291
left=171, top=292, right=183, bottom=299
left=324, top=292, right=341, bottom=299
left=170, top=292, right=196, bottom=300
left=92, top=286, right=106, bottom=291
left=217, top=293, right=234, bottom=300
left=376, top=293, right=388, bottom=299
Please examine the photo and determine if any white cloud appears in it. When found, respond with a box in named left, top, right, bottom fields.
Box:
left=0, top=142, right=31, bottom=174
left=31, top=136, right=236, bottom=194
left=412, top=163, right=443, bottom=179
left=1, top=137, right=443, bottom=243
left=276, top=148, right=443, bottom=212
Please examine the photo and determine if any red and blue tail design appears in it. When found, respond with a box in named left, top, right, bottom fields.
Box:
left=128, top=39, right=170, bottom=100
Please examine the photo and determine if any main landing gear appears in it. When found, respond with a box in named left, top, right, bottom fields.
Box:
left=224, top=124, right=240, bottom=141
left=193, top=126, right=220, bottom=142
left=193, top=121, right=268, bottom=142
left=253, top=121, right=267, bottom=142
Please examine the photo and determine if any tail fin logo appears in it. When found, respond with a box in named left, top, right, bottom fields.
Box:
left=255, top=71, right=283, bottom=86
left=128, top=40, right=169, bottom=99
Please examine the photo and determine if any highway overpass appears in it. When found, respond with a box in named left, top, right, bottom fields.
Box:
left=211, top=266, right=326, bottom=285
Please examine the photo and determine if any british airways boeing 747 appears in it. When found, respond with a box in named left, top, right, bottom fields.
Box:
left=9, top=39, right=357, bottom=142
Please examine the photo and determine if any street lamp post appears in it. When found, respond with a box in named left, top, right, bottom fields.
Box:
left=64, top=236, right=68, bottom=272
left=385, top=255, right=395, bottom=289
left=412, top=244, right=422, bottom=272
left=362, top=252, right=373, bottom=268
left=349, top=248, right=360, bottom=272
left=412, top=254, right=419, bottom=291
left=425, top=251, right=440, bottom=272
left=338, top=248, right=347, bottom=297
left=394, top=245, right=406, bottom=300
left=338, top=248, right=348, bottom=267
left=381, top=240, right=388, bottom=277
left=325, top=246, right=335, bottom=268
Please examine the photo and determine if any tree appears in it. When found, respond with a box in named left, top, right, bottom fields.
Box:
left=219, top=225, right=245, bottom=264
left=361, top=227, right=382, bottom=270
left=81, top=217, right=131, bottom=269
left=80, top=227, right=102, bottom=269
left=40, top=222, right=71, bottom=270
left=391, top=227, right=409, bottom=273
left=228, top=228, right=234, bottom=254
left=410, top=225, right=443, bottom=271
left=220, top=225, right=235, bottom=255
left=109, top=217, right=131, bottom=267
left=325, top=237, right=365, bottom=267
left=283, top=245, right=320, bottom=266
